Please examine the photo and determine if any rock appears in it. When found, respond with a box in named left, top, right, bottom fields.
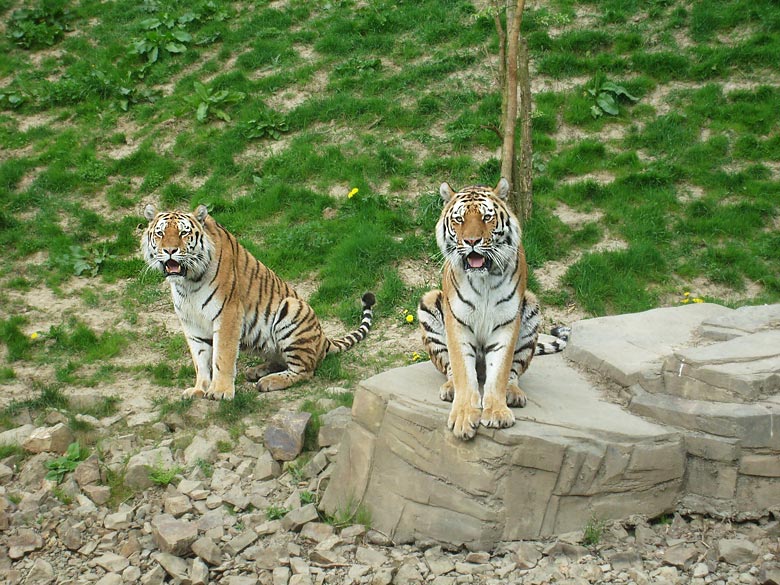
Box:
left=94, top=552, right=130, bottom=573
left=718, top=538, right=759, bottom=565
left=192, top=536, right=223, bottom=566
left=253, top=451, right=282, bottom=480
left=0, top=424, right=35, bottom=447
left=424, top=546, right=455, bottom=575
left=273, top=566, right=291, bottom=585
left=104, top=509, right=132, bottom=530
left=164, top=493, right=193, bottom=517
left=300, top=522, right=336, bottom=543
left=514, top=541, right=542, bottom=569
left=281, top=503, right=319, bottom=531
left=609, top=550, right=643, bottom=571
left=154, top=552, right=189, bottom=581
left=264, top=410, right=311, bottom=461
left=318, top=406, right=352, bottom=447
left=25, top=558, right=54, bottom=584
left=73, top=454, right=101, bottom=486
left=22, top=422, right=74, bottom=454
left=662, top=543, right=698, bottom=569
left=190, top=557, right=210, bottom=585
left=184, top=435, right=219, bottom=466
left=151, top=514, right=198, bottom=555
left=125, top=447, right=174, bottom=490
left=356, top=546, right=388, bottom=568
left=759, top=563, right=780, bottom=585
left=322, top=355, right=683, bottom=550
left=8, top=527, right=44, bottom=559
left=224, top=529, right=258, bottom=556
left=82, top=484, right=111, bottom=505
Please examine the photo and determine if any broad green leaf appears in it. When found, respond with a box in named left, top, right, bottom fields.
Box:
left=165, top=42, right=186, bottom=53
left=196, top=102, right=208, bottom=121
left=601, top=81, right=639, bottom=101
left=597, top=92, right=619, bottom=115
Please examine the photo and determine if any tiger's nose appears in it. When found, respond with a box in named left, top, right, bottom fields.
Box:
left=163, top=248, right=179, bottom=256
left=463, top=238, right=481, bottom=247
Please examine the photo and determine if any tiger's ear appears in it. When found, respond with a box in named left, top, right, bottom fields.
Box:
left=495, top=177, right=510, bottom=200
left=194, top=205, right=209, bottom=223
left=439, top=182, right=456, bottom=202
left=143, top=204, right=157, bottom=221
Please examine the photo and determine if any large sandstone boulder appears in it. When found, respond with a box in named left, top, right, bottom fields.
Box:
left=322, top=303, right=780, bottom=550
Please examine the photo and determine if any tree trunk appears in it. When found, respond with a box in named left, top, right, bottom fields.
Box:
left=517, top=35, right=533, bottom=223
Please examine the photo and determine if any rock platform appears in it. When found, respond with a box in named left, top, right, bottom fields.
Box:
left=321, top=303, right=780, bottom=551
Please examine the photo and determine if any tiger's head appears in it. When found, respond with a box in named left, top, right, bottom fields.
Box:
left=141, top=204, right=213, bottom=281
left=436, top=177, right=520, bottom=274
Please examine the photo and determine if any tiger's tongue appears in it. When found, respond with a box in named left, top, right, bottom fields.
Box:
left=467, top=253, right=485, bottom=269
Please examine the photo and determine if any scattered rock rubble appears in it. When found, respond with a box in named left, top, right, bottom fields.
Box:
left=0, top=393, right=778, bottom=585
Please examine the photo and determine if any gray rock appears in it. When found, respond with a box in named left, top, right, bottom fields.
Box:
left=300, top=521, right=335, bottom=543
left=164, top=493, right=192, bottom=517
left=184, top=435, right=219, bottom=466
left=23, top=422, right=74, bottom=454
left=8, top=527, right=43, bottom=559
left=224, top=529, right=258, bottom=556
left=281, top=503, right=319, bottom=531
left=190, top=557, right=210, bottom=585
left=26, top=558, right=54, bottom=584
left=0, top=424, right=35, bottom=447
left=125, top=447, right=174, bottom=490
left=192, top=536, right=223, bottom=566
left=154, top=552, right=189, bottom=581
left=253, top=451, right=282, bottom=480
left=151, top=514, right=198, bottom=555
left=759, top=563, right=780, bottom=585
left=264, top=410, right=311, bottom=461
left=94, top=552, right=130, bottom=573
left=717, top=538, right=759, bottom=565
left=424, top=546, right=455, bottom=575
left=662, top=543, right=698, bottom=569
left=318, top=406, right=352, bottom=447
left=73, top=454, right=101, bottom=486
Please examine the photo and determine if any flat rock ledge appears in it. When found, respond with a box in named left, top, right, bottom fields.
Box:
left=321, top=303, right=780, bottom=551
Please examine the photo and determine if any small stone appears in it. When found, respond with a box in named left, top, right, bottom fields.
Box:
left=95, top=552, right=130, bottom=573
left=224, top=529, right=258, bottom=556
left=164, top=494, right=193, bottom=517
left=192, top=536, right=223, bottom=566
left=300, top=522, right=336, bottom=543
left=281, top=503, right=319, bottom=532
left=263, top=410, right=311, bottom=461
left=692, top=562, right=709, bottom=578
left=718, top=538, right=759, bottom=565
left=23, top=423, right=74, bottom=454
left=190, top=557, right=210, bottom=585
left=273, top=566, right=291, bottom=585
left=151, top=515, right=198, bottom=556
left=154, top=552, right=189, bottom=581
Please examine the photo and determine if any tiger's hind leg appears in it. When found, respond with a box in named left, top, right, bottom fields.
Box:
left=417, top=290, right=454, bottom=401
left=255, top=298, right=326, bottom=393
left=245, top=362, right=285, bottom=383
left=506, top=290, right=541, bottom=408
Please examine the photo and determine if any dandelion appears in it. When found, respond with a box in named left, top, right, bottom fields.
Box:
left=348, top=187, right=359, bottom=199
left=693, top=297, right=704, bottom=303
left=680, top=291, right=691, bottom=304
left=405, top=314, right=414, bottom=324
left=411, top=352, right=422, bottom=362
left=30, top=332, right=39, bottom=340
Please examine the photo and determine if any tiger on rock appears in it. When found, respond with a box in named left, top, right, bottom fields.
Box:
left=417, top=178, right=569, bottom=440
left=141, top=204, right=375, bottom=401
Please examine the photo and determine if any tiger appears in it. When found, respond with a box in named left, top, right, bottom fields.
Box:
left=417, top=178, right=569, bottom=441
left=141, top=204, right=375, bottom=401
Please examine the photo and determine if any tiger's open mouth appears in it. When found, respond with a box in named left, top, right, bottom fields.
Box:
left=464, top=252, right=491, bottom=271
left=163, top=260, right=184, bottom=277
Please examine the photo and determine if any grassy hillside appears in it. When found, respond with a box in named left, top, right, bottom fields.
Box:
left=1, top=0, right=779, bottom=412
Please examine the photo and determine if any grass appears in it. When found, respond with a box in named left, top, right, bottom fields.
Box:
left=0, top=0, right=779, bottom=430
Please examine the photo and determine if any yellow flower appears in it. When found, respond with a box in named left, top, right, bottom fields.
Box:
left=348, top=187, right=359, bottom=199
left=405, top=314, right=414, bottom=324
left=30, top=332, right=39, bottom=340
left=412, top=352, right=421, bottom=362
left=693, top=298, right=704, bottom=303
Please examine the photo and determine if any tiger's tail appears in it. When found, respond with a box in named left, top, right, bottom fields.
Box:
left=535, top=325, right=571, bottom=355
left=325, top=292, right=376, bottom=354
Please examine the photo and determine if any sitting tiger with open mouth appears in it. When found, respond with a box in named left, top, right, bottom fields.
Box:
left=141, top=204, right=375, bottom=401
left=418, top=178, right=568, bottom=440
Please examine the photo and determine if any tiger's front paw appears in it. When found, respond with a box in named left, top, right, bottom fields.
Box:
left=439, top=379, right=454, bottom=402
left=447, top=403, right=481, bottom=440
left=204, top=382, right=235, bottom=401
left=245, top=365, right=270, bottom=383
left=506, top=382, right=527, bottom=407
left=182, top=387, right=205, bottom=399
left=481, top=404, right=516, bottom=429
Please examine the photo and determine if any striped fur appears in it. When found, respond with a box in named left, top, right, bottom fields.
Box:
left=141, top=204, right=375, bottom=400
left=417, top=178, right=567, bottom=440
